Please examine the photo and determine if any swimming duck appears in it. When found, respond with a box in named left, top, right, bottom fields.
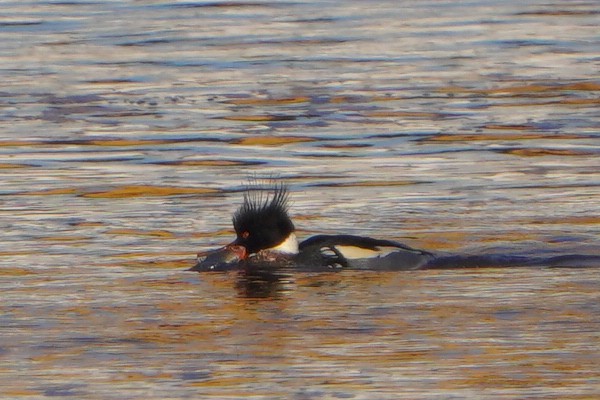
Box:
left=191, top=182, right=434, bottom=272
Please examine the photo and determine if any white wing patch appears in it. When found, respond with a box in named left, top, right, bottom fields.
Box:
left=333, top=245, right=399, bottom=260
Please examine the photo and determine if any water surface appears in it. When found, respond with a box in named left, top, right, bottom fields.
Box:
left=1, top=0, right=599, bottom=398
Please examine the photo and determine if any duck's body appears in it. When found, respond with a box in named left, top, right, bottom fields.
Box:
left=298, top=234, right=434, bottom=271
left=192, top=182, right=433, bottom=272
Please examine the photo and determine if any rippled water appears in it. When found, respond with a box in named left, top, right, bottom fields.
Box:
left=1, top=1, right=599, bottom=398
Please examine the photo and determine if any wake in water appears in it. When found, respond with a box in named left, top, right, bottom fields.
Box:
left=423, top=253, right=600, bottom=269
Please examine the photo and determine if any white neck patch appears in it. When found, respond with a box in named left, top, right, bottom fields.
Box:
left=270, top=233, right=299, bottom=254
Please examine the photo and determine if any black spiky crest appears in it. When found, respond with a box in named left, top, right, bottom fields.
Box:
left=232, top=180, right=295, bottom=255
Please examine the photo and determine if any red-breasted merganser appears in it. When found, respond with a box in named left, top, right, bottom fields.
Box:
left=191, top=182, right=434, bottom=272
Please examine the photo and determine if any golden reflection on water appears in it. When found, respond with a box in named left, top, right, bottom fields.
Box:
left=3, top=268, right=599, bottom=398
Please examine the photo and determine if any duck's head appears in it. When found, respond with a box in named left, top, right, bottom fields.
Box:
left=191, top=182, right=298, bottom=272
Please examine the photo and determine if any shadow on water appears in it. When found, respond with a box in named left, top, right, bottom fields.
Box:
left=235, top=268, right=294, bottom=299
